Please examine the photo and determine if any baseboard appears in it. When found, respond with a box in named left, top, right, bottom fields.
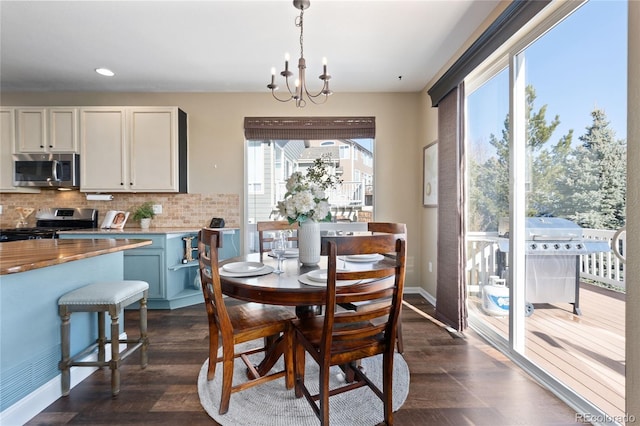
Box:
left=404, top=285, right=436, bottom=306
left=0, top=336, right=128, bottom=426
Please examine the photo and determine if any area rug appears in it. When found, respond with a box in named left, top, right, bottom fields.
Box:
left=197, top=339, right=410, bottom=425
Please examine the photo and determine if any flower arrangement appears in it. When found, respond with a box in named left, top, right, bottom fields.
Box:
left=277, top=154, right=342, bottom=224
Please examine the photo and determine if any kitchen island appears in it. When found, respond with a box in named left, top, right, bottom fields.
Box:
left=59, top=227, right=240, bottom=309
left=0, top=238, right=151, bottom=425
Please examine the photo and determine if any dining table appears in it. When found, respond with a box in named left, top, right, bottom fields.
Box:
left=218, top=251, right=395, bottom=316
left=217, top=249, right=396, bottom=376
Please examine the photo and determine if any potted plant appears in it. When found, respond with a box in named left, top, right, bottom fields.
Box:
left=132, top=202, right=155, bottom=229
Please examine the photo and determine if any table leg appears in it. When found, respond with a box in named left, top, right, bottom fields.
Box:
left=295, top=305, right=322, bottom=318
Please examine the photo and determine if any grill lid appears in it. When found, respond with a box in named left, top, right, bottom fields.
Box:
left=525, top=217, right=582, bottom=241
left=497, top=217, right=611, bottom=255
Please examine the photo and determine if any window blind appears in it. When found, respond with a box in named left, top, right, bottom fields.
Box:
left=244, top=117, right=375, bottom=140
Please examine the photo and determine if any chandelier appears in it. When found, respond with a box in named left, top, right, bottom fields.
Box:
left=267, top=0, right=332, bottom=108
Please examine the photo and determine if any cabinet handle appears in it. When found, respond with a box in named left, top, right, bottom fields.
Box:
left=49, top=145, right=53, bottom=148
left=40, top=145, right=44, bottom=148
left=120, top=182, right=124, bottom=186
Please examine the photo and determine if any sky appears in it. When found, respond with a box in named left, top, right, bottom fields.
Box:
left=468, top=0, right=627, bottom=147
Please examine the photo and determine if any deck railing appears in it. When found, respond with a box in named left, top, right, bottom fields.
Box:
left=581, top=228, right=626, bottom=289
left=466, top=229, right=626, bottom=291
left=275, top=180, right=365, bottom=207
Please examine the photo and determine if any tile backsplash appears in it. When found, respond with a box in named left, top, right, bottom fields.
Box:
left=0, top=191, right=240, bottom=229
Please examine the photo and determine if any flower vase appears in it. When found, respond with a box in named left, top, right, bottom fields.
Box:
left=298, top=220, right=321, bottom=266
left=140, top=218, right=151, bottom=229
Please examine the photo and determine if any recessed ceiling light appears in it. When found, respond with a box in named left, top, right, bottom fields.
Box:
left=95, top=68, right=115, bottom=77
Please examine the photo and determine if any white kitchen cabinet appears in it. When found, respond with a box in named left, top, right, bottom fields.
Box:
left=80, top=106, right=187, bottom=193
left=15, top=107, right=78, bottom=153
left=0, top=108, right=39, bottom=193
left=79, top=107, right=127, bottom=191
left=128, top=107, right=187, bottom=192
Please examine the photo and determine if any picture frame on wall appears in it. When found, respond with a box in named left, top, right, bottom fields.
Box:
left=423, top=141, right=438, bottom=207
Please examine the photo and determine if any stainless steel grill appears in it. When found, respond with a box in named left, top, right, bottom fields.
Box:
left=495, top=217, right=610, bottom=316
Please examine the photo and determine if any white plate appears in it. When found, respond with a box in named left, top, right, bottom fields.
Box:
left=223, top=261, right=264, bottom=273
left=343, top=254, right=384, bottom=263
left=298, top=272, right=360, bottom=287
left=219, top=265, right=274, bottom=278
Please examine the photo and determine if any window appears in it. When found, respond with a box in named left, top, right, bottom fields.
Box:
left=245, top=137, right=375, bottom=251
left=339, top=145, right=350, bottom=159
left=247, top=141, right=264, bottom=194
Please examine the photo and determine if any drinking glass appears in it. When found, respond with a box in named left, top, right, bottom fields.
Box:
left=271, top=231, right=287, bottom=274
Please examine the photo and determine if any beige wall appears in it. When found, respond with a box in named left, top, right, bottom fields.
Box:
left=0, top=92, right=424, bottom=288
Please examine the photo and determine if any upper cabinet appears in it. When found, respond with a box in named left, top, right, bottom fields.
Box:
left=16, top=107, right=78, bottom=153
left=0, top=108, right=40, bottom=193
left=80, top=107, right=187, bottom=193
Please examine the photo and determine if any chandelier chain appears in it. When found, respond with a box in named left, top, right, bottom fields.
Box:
left=297, top=9, right=304, bottom=59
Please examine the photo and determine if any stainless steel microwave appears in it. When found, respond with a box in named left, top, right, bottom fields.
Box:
left=13, top=153, right=80, bottom=188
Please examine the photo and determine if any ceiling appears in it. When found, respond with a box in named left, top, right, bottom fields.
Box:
left=0, top=1, right=501, bottom=94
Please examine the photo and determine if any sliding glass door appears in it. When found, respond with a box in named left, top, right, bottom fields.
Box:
left=465, top=0, right=627, bottom=421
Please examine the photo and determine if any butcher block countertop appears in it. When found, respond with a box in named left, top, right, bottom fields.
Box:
left=0, top=238, right=152, bottom=275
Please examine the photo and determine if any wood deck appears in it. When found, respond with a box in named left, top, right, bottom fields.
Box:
left=470, top=282, right=626, bottom=418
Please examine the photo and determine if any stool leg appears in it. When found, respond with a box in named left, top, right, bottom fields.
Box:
left=139, top=296, right=148, bottom=368
left=110, top=309, right=120, bottom=397
left=97, top=311, right=106, bottom=364
left=59, top=310, right=71, bottom=396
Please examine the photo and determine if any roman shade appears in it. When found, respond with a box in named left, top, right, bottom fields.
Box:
left=244, top=117, right=375, bottom=140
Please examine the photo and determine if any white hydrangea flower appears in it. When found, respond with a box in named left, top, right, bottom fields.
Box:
left=278, top=157, right=339, bottom=223
left=312, top=199, right=331, bottom=221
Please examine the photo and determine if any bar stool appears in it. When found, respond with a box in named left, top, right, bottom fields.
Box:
left=58, top=280, right=149, bottom=397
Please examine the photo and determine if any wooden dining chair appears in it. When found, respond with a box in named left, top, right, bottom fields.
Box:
left=339, top=222, right=407, bottom=353
left=198, top=228, right=296, bottom=415
left=257, top=220, right=299, bottom=256
left=293, top=233, right=407, bottom=426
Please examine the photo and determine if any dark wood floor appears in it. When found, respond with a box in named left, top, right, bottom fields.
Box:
left=27, top=294, right=582, bottom=425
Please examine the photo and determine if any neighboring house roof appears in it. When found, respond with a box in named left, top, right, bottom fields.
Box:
left=299, top=146, right=340, bottom=162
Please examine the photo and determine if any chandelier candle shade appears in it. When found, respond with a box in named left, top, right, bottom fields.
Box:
left=267, top=0, right=332, bottom=108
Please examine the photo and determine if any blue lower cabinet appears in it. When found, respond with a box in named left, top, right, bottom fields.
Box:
left=59, top=229, right=240, bottom=309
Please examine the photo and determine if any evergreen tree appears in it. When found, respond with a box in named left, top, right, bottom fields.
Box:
left=558, top=109, right=626, bottom=229
left=469, top=85, right=572, bottom=231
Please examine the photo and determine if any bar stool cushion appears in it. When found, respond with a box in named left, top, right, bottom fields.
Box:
left=59, top=280, right=149, bottom=306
